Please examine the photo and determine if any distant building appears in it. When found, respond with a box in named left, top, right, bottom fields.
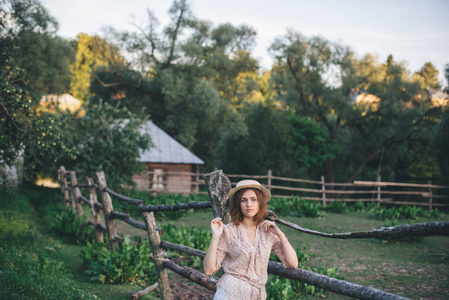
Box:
left=133, top=121, right=204, bottom=194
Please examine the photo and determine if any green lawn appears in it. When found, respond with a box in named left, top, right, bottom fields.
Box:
left=1, top=185, right=448, bottom=299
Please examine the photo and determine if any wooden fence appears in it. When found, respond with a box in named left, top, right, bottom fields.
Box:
left=58, top=166, right=449, bottom=300
left=147, top=170, right=449, bottom=209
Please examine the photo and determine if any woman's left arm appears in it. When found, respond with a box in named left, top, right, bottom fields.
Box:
left=262, top=220, right=299, bottom=268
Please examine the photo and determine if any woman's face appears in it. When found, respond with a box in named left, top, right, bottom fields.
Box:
left=240, top=189, right=260, bottom=219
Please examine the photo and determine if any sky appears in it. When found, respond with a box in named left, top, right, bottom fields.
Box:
left=40, top=0, right=449, bottom=86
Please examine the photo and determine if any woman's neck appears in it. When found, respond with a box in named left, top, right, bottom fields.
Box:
left=241, top=217, right=257, bottom=228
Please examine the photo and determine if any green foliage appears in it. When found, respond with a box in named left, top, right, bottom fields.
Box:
left=0, top=41, right=71, bottom=182
left=293, top=197, right=325, bottom=218
left=269, top=196, right=325, bottom=218
left=222, top=102, right=338, bottom=178
left=0, top=213, right=30, bottom=242
left=323, top=200, right=348, bottom=213
left=432, top=112, right=449, bottom=178
left=161, top=222, right=212, bottom=268
left=351, top=201, right=367, bottom=212
left=0, top=244, right=98, bottom=299
left=369, top=205, right=444, bottom=222
left=56, top=99, right=151, bottom=187
left=48, top=207, right=96, bottom=245
left=80, top=236, right=156, bottom=284
left=267, top=244, right=343, bottom=299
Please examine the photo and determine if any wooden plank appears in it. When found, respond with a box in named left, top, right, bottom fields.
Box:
left=143, top=212, right=172, bottom=300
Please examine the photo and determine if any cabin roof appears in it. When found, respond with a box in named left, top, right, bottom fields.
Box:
left=138, top=121, right=204, bottom=165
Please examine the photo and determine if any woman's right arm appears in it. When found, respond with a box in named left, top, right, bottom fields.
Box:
left=203, top=218, right=224, bottom=275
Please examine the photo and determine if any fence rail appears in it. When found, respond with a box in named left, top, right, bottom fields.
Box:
left=57, top=166, right=449, bottom=300
left=145, top=170, right=449, bottom=209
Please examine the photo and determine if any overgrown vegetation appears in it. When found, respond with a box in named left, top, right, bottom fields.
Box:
left=48, top=207, right=96, bottom=245
left=267, top=244, right=343, bottom=299
left=80, top=236, right=156, bottom=284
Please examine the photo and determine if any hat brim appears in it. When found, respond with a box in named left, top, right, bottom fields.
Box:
left=228, top=184, right=271, bottom=203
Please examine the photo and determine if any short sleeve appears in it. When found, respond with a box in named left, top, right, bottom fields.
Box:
left=215, top=226, right=229, bottom=270
left=271, top=235, right=288, bottom=266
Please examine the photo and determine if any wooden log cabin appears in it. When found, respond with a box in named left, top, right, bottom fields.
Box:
left=132, top=121, right=204, bottom=194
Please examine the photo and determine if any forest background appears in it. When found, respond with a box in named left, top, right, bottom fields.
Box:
left=1, top=0, right=449, bottom=188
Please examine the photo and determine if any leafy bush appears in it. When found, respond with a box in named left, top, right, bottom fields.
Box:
left=80, top=236, right=156, bottom=284
left=292, top=197, right=325, bottom=218
left=161, top=222, right=212, bottom=267
left=267, top=244, right=343, bottom=299
left=369, top=205, right=444, bottom=221
left=0, top=244, right=98, bottom=299
left=48, top=207, right=96, bottom=245
left=351, top=201, right=367, bottom=212
left=323, top=200, right=347, bottom=213
left=269, top=197, right=325, bottom=218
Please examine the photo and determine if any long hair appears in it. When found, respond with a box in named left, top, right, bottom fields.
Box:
left=229, top=188, right=268, bottom=226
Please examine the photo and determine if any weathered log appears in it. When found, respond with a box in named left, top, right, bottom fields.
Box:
left=110, top=211, right=130, bottom=220
left=122, top=217, right=150, bottom=231
left=105, top=187, right=145, bottom=206
left=59, top=166, right=71, bottom=207
left=78, top=194, right=91, bottom=206
left=96, top=171, right=118, bottom=250
left=94, top=202, right=104, bottom=211
left=70, top=171, right=83, bottom=216
left=158, top=239, right=408, bottom=300
left=138, top=201, right=211, bottom=212
left=130, top=282, right=159, bottom=300
left=88, top=220, right=108, bottom=232
left=143, top=212, right=172, bottom=300
left=267, top=261, right=409, bottom=300
left=87, top=177, right=104, bottom=243
left=160, top=240, right=206, bottom=258
left=203, top=170, right=231, bottom=224
left=267, top=211, right=449, bottom=239
left=162, top=260, right=217, bottom=292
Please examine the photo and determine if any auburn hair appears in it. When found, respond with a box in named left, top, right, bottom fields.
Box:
left=229, top=188, right=268, bottom=226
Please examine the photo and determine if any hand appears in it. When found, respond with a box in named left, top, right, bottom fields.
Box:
left=211, top=217, right=224, bottom=238
left=261, top=220, right=283, bottom=237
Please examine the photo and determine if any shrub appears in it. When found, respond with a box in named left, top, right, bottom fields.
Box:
left=80, top=236, right=156, bottom=284
left=323, top=200, right=347, bottom=213
left=269, top=198, right=292, bottom=216
left=267, top=244, right=343, bottom=298
left=351, top=201, right=367, bottom=212
left=48, top=207, right=96, bottom=245
left=292, top=197, right=325, bottom=218
left=161, top=222, right=212, bottom=268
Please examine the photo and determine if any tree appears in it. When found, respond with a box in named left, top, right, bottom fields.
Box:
left=90, top=0, right=260, bottom=170
left=0, top=41, right=70, bottom=182
left=1, top=0, right=75, bottom=102
left=221, top=100, right=337, bottom=179
left=69, top=33, right=123, bottom=101
left=55, top=100, right=151, bottom=188
left=269, top=30, right=441, bottom=182
left=413, top=62, right=441, bottom=90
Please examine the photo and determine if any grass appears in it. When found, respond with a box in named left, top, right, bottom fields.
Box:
left=1, top=185, right=448, bottom=299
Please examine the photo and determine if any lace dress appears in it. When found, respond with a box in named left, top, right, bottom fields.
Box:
left=214, top=223, right=287, bottom=300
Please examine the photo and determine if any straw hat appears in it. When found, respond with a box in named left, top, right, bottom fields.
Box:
left=228, top=180, right=271, bottom=203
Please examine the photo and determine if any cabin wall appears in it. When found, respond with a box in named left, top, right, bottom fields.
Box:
left=132, top=163, right=199, bottom=194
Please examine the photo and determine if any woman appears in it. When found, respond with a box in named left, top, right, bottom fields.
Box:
left=203, top=180, right=298, bottom=300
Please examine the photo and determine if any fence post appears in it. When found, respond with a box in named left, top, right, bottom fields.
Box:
left=377, top=175, right=381, bottom=207
left=204, top=170, right=232, bottom=224
left=267, top=170, right=272, bottom=192
left=428, top=180, right=433, bottom=210
left=96, top=171, right=118, bottom=250
left=87, top=177, right=103, bottom=243
left=321, top=175, right=326, bottom=205
left=59, top=166, right=71, bottom=207
left=70, top=171, right=83, bottom=217
left=143, top=212, right=172, bottom=300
